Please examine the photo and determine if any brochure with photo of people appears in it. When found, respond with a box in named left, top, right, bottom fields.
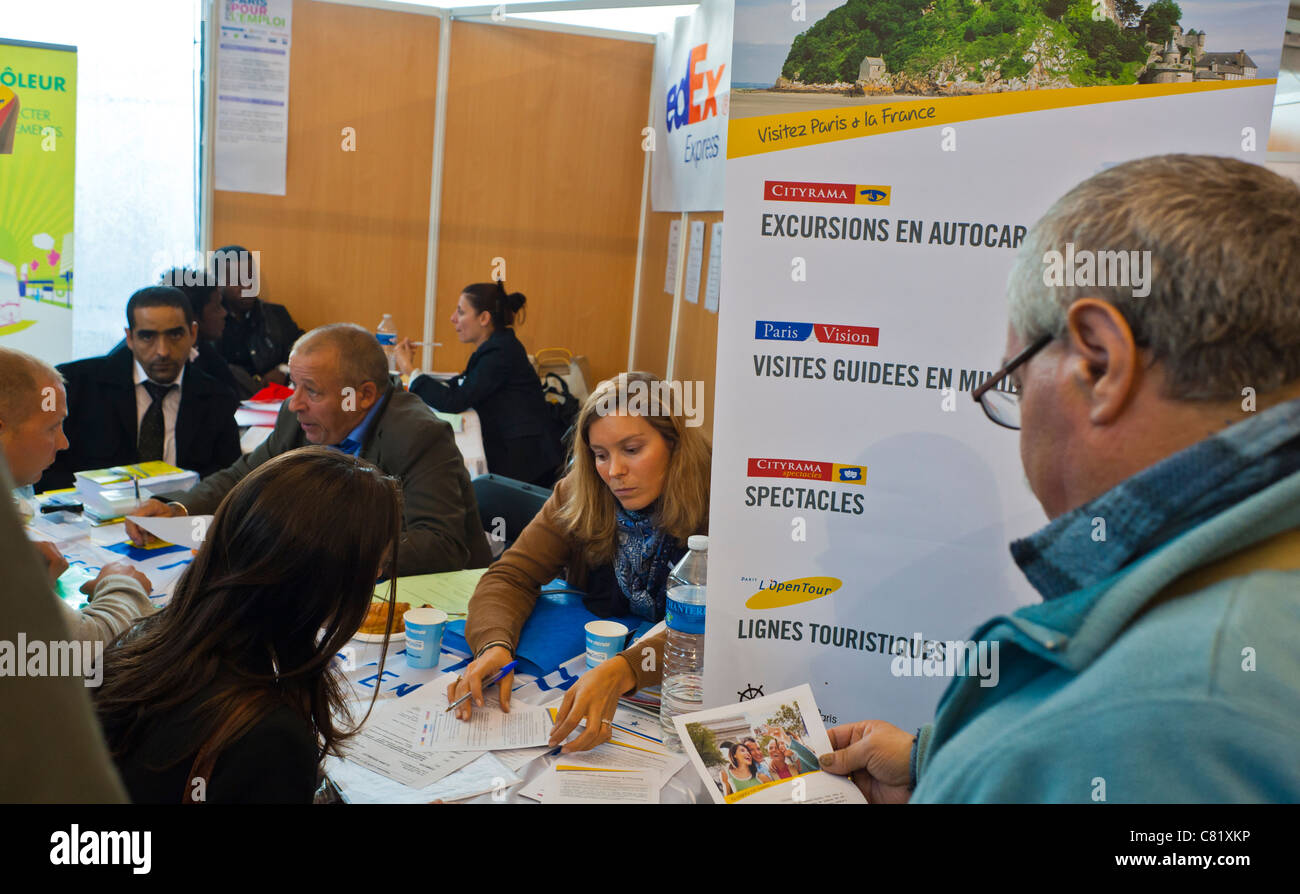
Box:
left=673, top=683, right=868, bottom=804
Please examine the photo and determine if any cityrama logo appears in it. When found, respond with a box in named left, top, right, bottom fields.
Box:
left=747, top=457, right=866, bottom=485
left=764, top=180, right=891, bottom=206
left=754, top=320, right=879, bottom=347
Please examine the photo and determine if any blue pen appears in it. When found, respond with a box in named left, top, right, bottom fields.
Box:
left=444, top=660, right=518, bottom=713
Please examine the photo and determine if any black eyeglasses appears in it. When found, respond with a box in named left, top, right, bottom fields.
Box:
left=970, top=333, right=1053, bottom=430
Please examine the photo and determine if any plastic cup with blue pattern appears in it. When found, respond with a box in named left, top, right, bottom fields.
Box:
left=404, top=607, right=447, bottom=669
left=585, top=620, right=630, bottom=668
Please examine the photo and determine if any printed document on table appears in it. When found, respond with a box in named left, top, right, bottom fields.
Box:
left=126, top=514, right=212, bottom=546
left=542, top=768, right=659, bottom=804
left=555, top=737, right=687, bottom=783
left=412, top=700, right=550, bottom=752
left=342, top=697, right=477, bottom=787
left=327, top=751, right=520, bottom=805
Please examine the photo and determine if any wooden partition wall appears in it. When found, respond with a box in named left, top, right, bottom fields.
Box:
left=630, top=209, right=679, bottom=375
left=212, top=6, right=653, bottom=385
left=671, top=211, right=722, bottom=437
left=212, top=1, right=440, bottom=344
left=631, top=207, right=723, bottom=438
left=434, top=23, right=654, bottom=383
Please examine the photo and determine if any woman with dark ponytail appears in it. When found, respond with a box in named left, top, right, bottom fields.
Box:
left=395, top=281, right=562, bottom=488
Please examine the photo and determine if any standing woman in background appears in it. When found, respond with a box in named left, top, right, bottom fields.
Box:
left=394, top=281, right=562, bottom=488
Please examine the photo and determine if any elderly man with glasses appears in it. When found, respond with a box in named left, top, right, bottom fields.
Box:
left=818, top=154, right=1300, bottom=803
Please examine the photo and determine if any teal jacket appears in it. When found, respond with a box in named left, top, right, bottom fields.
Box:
left=911, top=467, right=1300, bottom=803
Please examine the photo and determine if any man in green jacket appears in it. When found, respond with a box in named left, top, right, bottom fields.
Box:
left=128, top=323, right=492, bottom=575
left=819, top=154, right=1300, bottom=803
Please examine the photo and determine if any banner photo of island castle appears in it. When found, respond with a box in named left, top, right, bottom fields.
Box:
left=731, top=0, right=1284, bottom=119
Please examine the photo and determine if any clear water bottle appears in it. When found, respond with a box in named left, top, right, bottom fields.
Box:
left=660, top=534, right=708, bottom=751
left=375, top=314, right=397, bottom=370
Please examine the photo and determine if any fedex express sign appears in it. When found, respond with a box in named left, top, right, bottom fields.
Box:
left=666, top=43, right=725, bottom=133
left=649, top=0, right=731, bottom=212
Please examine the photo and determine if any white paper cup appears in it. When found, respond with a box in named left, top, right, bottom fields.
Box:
left=585, top=619, right=630, bottom=668
left=404, top=607, right=448, bottom=669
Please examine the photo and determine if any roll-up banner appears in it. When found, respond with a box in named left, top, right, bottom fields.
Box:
left=650, top=0, right=733, bottom=212
left=0, top=39, right=77, bottom=363
left=707, top=0, right=1289, bottom=731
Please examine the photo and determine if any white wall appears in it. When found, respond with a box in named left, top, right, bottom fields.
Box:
left=4, top=0, right=202, bottom=361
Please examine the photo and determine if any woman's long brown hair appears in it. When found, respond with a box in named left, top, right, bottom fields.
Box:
left=554, top=371, right=711, bottom=565
left=94, top=447, right=402, bottom=785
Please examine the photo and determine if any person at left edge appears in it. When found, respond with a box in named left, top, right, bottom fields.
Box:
left=127, top=323, right=494, bottom=575
left=37, top=286, right=241, bottom=492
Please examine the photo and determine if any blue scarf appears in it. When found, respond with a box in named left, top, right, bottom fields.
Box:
left=612, top=505, right=681, bottom=621
left=1011, top=397, right=1300, bottom=602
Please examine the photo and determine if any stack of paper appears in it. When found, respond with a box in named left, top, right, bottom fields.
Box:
left=75, top=462, right=198, bottom=519
left=518, top=705, right=687, bottom=804
left=333, top=672, right=552, bottom=801
left=75, top=461, right=197, bottom=494
left=234, top=399, right=283, bottom=427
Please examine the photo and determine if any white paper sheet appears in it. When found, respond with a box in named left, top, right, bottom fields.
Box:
left=126, top=514, right=212, bottom=546
left=541, top=768, right=660, bottom=804
left=664, top=218, right=682, bottom=293
left=683, top=220, right=705, bottom=303
left=704, top=222, right=723, bottom=312
left=492, top=746, right=551, bottom=773
left=412, top=701, right=550, bottom=752
left=341, top=698, right=478, bottom=787
left=214, top=0, right=293, bottom=195
left=551, top=737, right=687, bottom=780
left=327, top=752, right=520, bottom=804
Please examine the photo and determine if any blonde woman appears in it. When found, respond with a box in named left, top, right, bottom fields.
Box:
left=450, top=371, right=711, bottom=752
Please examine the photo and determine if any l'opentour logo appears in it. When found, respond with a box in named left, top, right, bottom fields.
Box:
left=748, top=458, right=866, bottom=485
left=50, top=825, right=151, bottom=874
left=764, top=181, right=891, bottom=205
left=754, top=320, right=879, bottom=347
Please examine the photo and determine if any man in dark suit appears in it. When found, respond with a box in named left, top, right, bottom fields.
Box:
left=109, top=269, right=243, bottom=396
left=38, top=286, right=242, bottom=492
left=212, top=245, right=304, bottom=397
left=128, top=323, right=492, bottom=575
left=164, top=266, right=243, bottom=396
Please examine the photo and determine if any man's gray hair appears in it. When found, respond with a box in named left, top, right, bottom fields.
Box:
left=0, top=347, right=63, bottom=425
left=290, top=323, right=390, bottom=389
left=1006, top=154, right=1300, bottom=400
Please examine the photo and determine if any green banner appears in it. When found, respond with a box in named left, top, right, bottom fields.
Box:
left=0, top=39, right=77, bottom=360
